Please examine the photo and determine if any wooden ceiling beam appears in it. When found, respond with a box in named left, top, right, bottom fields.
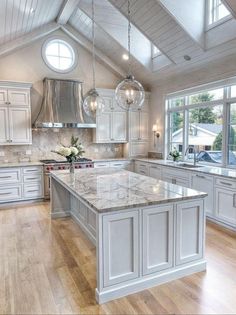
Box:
left=61, top=24, right=126, bottom=78
left=56, top=0, right=81, bottom=25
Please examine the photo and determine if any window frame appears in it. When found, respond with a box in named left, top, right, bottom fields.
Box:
left=166, top=83, right=236, bottom=169
left=206, top=0, right=231, bottom=31
left=42, top=37, right=77, bottom=73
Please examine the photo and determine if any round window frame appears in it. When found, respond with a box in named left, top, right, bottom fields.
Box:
left=42, top=37, right=77, bottom=73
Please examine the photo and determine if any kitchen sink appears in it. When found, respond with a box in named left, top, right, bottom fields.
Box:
left=178, top=163, right=204, bottom=168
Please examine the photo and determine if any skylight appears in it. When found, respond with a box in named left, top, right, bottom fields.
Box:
left=207, top=0, right=231, bottom=26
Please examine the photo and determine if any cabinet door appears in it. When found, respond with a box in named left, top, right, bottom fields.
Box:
left=112, top=111, right=127, bottom=142
left=130, top=111, right=140, bottom=141
left=149, top=165, right=162, bottom=180
left=143, top=205, right=174, bottom=275
left=140, top=111, right=149, bottom=140
left=8, top=107, right=31, bottom=144
left=0, top=107, right=9, bottom=144
left=176, top=200, right=204, bottom=265
left=96, top=112, right=111, bottom=142
left=191, top=174, right=214, bottom=215
left=0, top=89, right=8, bottom=105
left=215, top=187, right=236, bottom=225
left=103, top=211, right=139, bottom=286
left=8, top=89, right=29, bottom=106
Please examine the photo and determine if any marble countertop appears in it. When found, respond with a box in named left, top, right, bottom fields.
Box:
left=51, top=168, right=207, bottom=213
left=135, top=158, right=236, bottom=179
left=0, top=161, right=43, bottom=168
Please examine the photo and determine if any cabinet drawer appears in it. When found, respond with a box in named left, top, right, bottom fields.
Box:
left=0, top=168, right=21, bottom=184
left=0, top=185, right=22, bottom=202
left=23, top=174, right=42, bottom=183
left=215, top=177, right=236, bottom=189
left=109, top=161, right=129, bottom=168
left=23, top=183, right=43, bottom=199
left=94, top=162, right=110, bottom=168
left=162, top=167, right=189, bottom=180
left=23, top=166, right=42, bottom=174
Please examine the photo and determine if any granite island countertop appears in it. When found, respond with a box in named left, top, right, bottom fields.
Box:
left=51, top=168, right=207, bottom=213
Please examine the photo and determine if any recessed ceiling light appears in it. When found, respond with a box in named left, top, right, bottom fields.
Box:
left=122, top=54, right=129, bottom=60
left=184, top=55, right=191, bottom=61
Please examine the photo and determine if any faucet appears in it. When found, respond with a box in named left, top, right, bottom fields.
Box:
left=185, top=146, right=198, bottom=166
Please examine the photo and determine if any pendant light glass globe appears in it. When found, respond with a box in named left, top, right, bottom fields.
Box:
left=115, top=75, right=145, bottom=110
left=83, top=89, right=105, bottom=119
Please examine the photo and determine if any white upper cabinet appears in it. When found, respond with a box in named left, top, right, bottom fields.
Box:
left=130, top=110, right=149, bottom=142
left=112, top=111, right=127, bottom=142
left=8, top=107, right=31, bottom=144
left=8, top=89, right=29, bottom=106
left=0, top=90, right=8, bottom=105
left=0, top=82, right=32, bottom=145
left=93, top=92, right=127, bottom=143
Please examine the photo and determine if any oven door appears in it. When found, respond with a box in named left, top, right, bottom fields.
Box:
left=44, top=173, right=50, bottom=199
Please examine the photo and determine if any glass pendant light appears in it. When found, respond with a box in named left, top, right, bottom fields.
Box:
left=83, top=0, right=104, bottom=119
left=115, top=0, right=145, bottom=111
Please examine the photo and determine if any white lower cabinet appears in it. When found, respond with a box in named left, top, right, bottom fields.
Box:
left=134, top=161, right=149, bottom=176
left=0, top=185, right=22, bottom=202
left=103, top=210, right=139, bottom=287
left=143, top=205, right=174, bottom=275
left=191, top=173, right=214, bottom=215
left=162, top=168, right=190, bottom=187
left=148, top=164, right=162, bottom=180
left=0, top=166, right=43, bottom=203
left=176, top=200, right=204, bottom=265
left=215, top=187, right=236, bottom=225
left=70, top=195, right=97, bottom=242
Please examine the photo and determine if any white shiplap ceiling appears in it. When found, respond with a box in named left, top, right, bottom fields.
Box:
left=1, top=0, right=236, bottom=87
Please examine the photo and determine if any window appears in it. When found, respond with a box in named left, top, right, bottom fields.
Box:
left=207, top=0, right=231, bottom=26
left=152, top=45, right=161, bottom=58
left=166, top=84, right=236, bottom=167
left=42, top=38, right=76, bottom=73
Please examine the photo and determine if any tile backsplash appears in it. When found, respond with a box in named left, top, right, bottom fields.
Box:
left=1, top=129, right=123, bottom=162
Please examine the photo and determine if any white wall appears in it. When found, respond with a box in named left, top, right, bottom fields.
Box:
left=149, top=53, right=236, bottom=156
left=0, top=29, right=120, bottom=121
left=0, top=29, right=123, bottom=161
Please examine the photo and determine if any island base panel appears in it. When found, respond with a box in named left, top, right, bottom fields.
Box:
left=50, top=176, right=206, bottom=304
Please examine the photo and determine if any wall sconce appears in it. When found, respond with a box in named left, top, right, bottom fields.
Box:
left=152, top=124, right=160, bottom=147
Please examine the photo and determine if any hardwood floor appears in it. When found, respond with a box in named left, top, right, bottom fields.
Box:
left=0, top=202, right=235, bottom=314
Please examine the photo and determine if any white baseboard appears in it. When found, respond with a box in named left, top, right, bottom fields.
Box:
left=206, top=216, right=236, bottom=232
left=96, top=260, right=207, bottom=304
left=51, top=211, right=71, bottom=219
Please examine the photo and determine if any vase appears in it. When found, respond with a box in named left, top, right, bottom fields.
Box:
left=69, top=161, right=75, bottom=174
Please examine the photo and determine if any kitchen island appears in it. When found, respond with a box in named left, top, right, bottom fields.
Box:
left=50, top=168, right=207, bottom=304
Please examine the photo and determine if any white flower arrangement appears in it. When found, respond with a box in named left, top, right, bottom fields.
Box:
left=52, top=136, right=85, bottom=163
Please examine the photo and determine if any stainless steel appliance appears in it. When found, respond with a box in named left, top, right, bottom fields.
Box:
left=41, top=158, right=94, bottom=199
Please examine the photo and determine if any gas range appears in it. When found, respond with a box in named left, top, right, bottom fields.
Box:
left=40, top=158, right=94, bottom=199
left=40, top=158, right=94, bottom=171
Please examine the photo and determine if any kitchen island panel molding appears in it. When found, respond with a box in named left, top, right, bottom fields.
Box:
left=50, top=169, right=207, bottom=304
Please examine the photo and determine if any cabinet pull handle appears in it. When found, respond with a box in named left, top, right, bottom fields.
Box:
left=27, top=178, right=38, bottom=180
left=27, top=190, right=38, bottom=193
left=0, top=192, right=11, bottom=195
left=233, top=194, right=236, bottom=208
left=220, top=181, right=232, bottom=186
left=196, top=174, right=205, bottom=179
left=0, top=176, right=12, bottom=179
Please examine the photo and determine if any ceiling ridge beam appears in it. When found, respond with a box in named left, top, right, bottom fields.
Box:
left=0, top=22, right=60, bottom=58
left=60, top=24, right=126, bottom=78
left=56, top=0, right=81, bottom=25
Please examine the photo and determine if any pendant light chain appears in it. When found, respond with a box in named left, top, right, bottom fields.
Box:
left=128, top=0, right=131, bottom=77
left=92, top=0, right=96, bottom=90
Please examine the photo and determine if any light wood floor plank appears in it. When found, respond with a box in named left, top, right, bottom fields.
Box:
left=0, top=202, right=235, bottom=315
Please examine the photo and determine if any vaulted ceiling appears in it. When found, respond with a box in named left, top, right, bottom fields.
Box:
left=1, top=0, right=236, bottom=88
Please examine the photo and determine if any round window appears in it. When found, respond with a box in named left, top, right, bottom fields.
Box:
left=42, top=38, right=76, bottom=73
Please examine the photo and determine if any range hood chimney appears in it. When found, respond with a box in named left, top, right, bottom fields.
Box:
left=33, top=78, right=96, bottom=128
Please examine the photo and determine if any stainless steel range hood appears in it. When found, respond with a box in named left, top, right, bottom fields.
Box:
left=33, top=78, right=96, bottom=128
